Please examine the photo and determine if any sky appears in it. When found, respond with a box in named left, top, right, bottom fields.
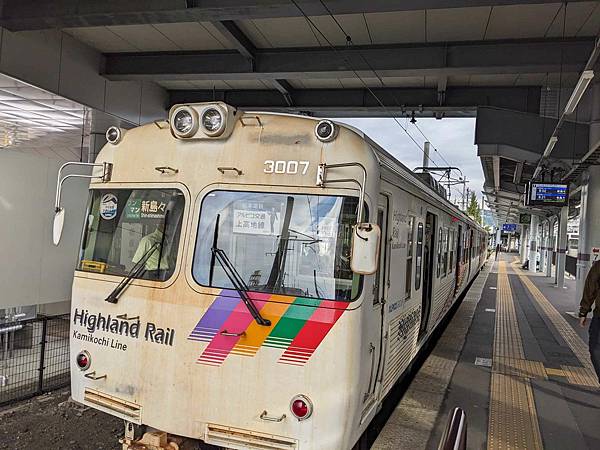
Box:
left=337, top=117, right=485, bottom=210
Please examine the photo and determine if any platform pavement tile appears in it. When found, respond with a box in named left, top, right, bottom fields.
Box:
left=371, top=406, right=438, bottom=450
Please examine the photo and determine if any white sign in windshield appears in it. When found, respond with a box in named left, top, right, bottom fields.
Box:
left=233, top=210, right=272, bottom=235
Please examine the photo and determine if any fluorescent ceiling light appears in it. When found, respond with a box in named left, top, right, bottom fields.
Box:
left=564, top=70, right=594, bottom=115
left=542, top=136, right=559, bottom=158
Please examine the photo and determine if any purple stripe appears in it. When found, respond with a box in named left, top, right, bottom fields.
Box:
left=188, top=290, right=240, bottom=339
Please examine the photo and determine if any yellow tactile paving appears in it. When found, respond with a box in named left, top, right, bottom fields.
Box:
left=561, top=365, right=600, bottom=388
left=488, top=261, right=544, bottom=450
left=493, top=357, right=547, bottom=380
left=488, top=373, right=543, bottom=450
left=512, top=263, right=600, bottom=389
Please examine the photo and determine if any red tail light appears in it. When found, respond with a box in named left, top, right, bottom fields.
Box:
left=76, top=350, right=91, bottom=370
left=290, top=395, right=313, bottom=421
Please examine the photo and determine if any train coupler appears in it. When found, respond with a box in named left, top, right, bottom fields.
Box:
left=120, top=421, right=182, bottom=450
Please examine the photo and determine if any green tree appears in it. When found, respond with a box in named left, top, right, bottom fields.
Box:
left=467, top=192, right=482, bottom=224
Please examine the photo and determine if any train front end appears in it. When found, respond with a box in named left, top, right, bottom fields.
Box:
left=57, top=103, right=382, bottom=450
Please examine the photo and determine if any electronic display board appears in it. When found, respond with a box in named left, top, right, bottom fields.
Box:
left=519, top=213, right=531, bottom=224
left=527, top=183, right=568, bottom=207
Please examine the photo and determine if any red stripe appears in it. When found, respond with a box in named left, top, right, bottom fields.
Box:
left=278, top=301, right=347, bottom=364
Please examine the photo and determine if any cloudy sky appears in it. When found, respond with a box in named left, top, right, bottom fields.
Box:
left=337, top=117, right=485, bottom=210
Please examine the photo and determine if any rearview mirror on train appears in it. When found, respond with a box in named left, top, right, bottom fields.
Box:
left=350, top=224, right=381, bottom=275
left=53, top=208, right=65, bottom=246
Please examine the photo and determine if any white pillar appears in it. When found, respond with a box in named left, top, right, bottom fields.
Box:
left=496, top=228, right=502, bottom=247
left=576, top=180, right=589, bottom=302
left=529, top=215, right=539, bottom=273
left=521, top=225, right=528, bottom=265
left=556, top=206, right=568, bottom=288
left=540, top=221, right=547, bottom=273
left=576, top=79, right=600, bottom=301
left=545, top=218, right=554, bottom=277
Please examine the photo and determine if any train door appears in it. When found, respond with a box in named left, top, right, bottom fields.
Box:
left=455, top=224, right=463, bottom=288
left=419, top=212, right=436, bottom=339
left=361, top=194, right=388, bottom=420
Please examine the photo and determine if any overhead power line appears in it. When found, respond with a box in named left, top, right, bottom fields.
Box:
left=315, top=0, right=463, bottom=183
left=289, top=0, right=440, bottom=171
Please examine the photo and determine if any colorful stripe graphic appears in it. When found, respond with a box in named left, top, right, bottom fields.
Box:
left=188, top=293, right=348, bottom=367
left=278, top=300, right=346, bottom=366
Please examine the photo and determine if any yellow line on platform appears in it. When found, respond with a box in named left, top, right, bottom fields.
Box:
left=512, top=263, right=600, bottom=388
left=488, top=261, right=543, bottom=450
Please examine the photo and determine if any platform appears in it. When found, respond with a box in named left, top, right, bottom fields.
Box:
left=373, top=253, right=600, bottom=450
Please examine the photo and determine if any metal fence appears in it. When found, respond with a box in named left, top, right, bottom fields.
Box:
left=0, top=314, right=70, bottom=406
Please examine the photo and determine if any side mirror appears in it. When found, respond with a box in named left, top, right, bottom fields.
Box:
left=53, top=208, right=65, bottom=246
left=350, top=223, right=381, bottom=275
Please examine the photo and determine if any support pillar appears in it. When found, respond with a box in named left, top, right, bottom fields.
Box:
left=520, top=225, right=528, bottom=265
left=576, top=78, right=600, bottom=303
left=539, top=221, right=546, bottom=273
left=496, top=228, right=502, bottom=247
left=529, top=215, right=539, bottom=273
left=546, top=218, right=554, bottom=277
left=556, top=206, right=568, bottom=288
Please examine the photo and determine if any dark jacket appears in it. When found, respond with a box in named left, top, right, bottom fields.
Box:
left=580, top=261, right=600, bottom=317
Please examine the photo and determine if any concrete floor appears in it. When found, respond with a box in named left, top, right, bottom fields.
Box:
left=375, top=253, right=600, bottom=450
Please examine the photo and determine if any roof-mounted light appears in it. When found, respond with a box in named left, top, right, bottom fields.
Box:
left=168, top=102, right=237, bottom=140
left=170, top=105, right=199, bottom=138
left=106, top=126, right=123, bottom=145
left=201, top=106, right=226, bottom=137
left=315, top=120, right=337, bottom=142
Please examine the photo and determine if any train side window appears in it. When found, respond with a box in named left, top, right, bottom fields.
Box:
left=405, top=216, right=415, bottom=299
left=448, top=230, right=455, bottom=273
left=442, top=227, right=449, bottom=277
left=415, top=222, right=424, bottom=291
left=437, top=227, right=443, bottom=277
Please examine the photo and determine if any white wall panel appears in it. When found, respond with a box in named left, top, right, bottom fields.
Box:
left=0, top=150, right=88, bottom=309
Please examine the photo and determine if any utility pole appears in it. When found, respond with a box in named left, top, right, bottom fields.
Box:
left=423, top=141, right=430, bottom=172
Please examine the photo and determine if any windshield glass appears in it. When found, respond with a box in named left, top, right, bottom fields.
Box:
left=78, top=188, right=185, bottom=281
left=193, top=190, right=362, bottom=301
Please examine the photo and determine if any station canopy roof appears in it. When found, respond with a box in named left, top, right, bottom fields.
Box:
left=0, top=1, right=597, bottom=117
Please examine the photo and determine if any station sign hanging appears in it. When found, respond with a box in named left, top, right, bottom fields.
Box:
left=502, top=223, right=517, bottom=233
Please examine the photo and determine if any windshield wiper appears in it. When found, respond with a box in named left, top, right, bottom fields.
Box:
left=105, top=242, right=158, bottom=304
left=210, top=214, right=271, bottom=327
left=105, top=210, right=170, bottom=304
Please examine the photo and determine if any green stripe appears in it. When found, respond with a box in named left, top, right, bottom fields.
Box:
left=265, top=297, right=321, bottom=343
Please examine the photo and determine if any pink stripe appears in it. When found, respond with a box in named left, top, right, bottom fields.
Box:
left=197, top=295, right=268, bottom=363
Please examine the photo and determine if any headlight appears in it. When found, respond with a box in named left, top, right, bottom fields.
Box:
left=105, top=126, right=122, bottom=145
left=170, top=106, right=198, bottom=138
left=201, top=107, right=226, bottom=136
left=315, top=120, right=337, bottom=142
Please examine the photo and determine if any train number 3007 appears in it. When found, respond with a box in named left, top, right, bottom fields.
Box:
left=264, top=160, right=310, bottom=175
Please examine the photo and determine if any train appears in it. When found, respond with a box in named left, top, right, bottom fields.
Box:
left=53, top=102, right=487, bottom=450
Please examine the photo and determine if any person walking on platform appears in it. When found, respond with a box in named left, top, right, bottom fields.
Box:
left=579, top=260, right=600, bottom=383
left=495, top=243, right=500, bottom=260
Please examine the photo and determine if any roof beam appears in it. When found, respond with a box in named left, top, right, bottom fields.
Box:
left=513, top=161, right=524, bottom=184
left=169, top=86, right=540, bottom=116
left=493, top=156, right=501, bottom=192
left=104, top=38, right=594, bottom=82
left=0, top=1, right=592, bottom=31
left=212, top=20, right=256, bottom=61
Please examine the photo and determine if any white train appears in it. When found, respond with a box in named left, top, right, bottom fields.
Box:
left=53, top=102, right=487, bottom=450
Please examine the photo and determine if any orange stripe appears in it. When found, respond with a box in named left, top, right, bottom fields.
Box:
left=232, top=295, right=295, bottom=356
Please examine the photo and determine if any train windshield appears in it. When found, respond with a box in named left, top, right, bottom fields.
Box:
left=193, top=190, right=362, bottom=301
left=78, top=188, right=185, bottom=281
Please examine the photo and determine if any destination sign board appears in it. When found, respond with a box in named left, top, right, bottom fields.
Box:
left=526, top=183, right=568, bottom=207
